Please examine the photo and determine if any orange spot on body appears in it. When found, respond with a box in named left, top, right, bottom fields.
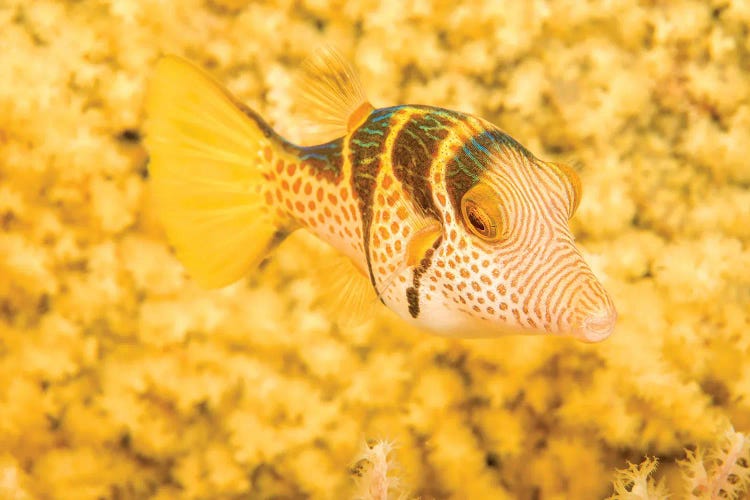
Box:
left=263, top=146, right=273, bottom=162
left=287, top=163, right=296, bottom=176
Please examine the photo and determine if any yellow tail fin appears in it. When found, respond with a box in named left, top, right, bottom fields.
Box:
left=144, top=56, right=287, bottom=288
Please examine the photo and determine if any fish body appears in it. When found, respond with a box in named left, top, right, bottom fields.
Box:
left=145, top=49, right=616, bottom=342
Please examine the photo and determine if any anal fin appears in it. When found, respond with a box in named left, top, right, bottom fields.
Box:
left=315, top=251, right=381, bottom=328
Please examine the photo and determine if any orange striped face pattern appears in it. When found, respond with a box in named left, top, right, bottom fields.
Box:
left=357, top=107, right=616, bottom=341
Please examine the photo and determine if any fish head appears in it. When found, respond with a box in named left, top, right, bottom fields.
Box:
left=409, top=143, right=616, bottom=342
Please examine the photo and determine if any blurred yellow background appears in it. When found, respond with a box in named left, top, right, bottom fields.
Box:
left=1, top=0, right=749, bottom=498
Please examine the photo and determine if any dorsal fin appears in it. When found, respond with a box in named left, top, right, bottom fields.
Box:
left=294, top=46, right=374, bottom=144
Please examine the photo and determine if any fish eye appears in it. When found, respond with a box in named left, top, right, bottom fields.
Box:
left=460, top=183, right=506, bottom=242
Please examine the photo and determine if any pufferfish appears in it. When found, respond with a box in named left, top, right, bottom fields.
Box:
left=144, top=48, right=616, bottom=342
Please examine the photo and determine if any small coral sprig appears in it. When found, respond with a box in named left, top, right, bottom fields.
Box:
left=350, top=440, right=408, bottom=500
left=679, top=428, right=750, bottom=499
left=608, top=457, right=668, bottom=500
left=609, top=429, right=750, bottom=500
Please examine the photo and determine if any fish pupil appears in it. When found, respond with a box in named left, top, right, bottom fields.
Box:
left=467, top=205, right=492, bottom=237
left=469, top=210, right=485, bottom=232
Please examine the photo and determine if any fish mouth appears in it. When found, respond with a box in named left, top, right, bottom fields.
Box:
left=575, top=306, right=617, bottom=343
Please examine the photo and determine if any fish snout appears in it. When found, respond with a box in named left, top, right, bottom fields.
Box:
left=577, top=304, right=617, bottom=342
left=565, top=274, right=617, bottom=342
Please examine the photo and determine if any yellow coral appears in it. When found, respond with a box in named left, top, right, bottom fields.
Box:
left=608, top=457, right=668, bottom=500
left=1, top=0, right=749, bottom=498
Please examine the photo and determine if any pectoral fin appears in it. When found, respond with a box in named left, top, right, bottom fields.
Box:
left=406, top=220, right=443, bottom=268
